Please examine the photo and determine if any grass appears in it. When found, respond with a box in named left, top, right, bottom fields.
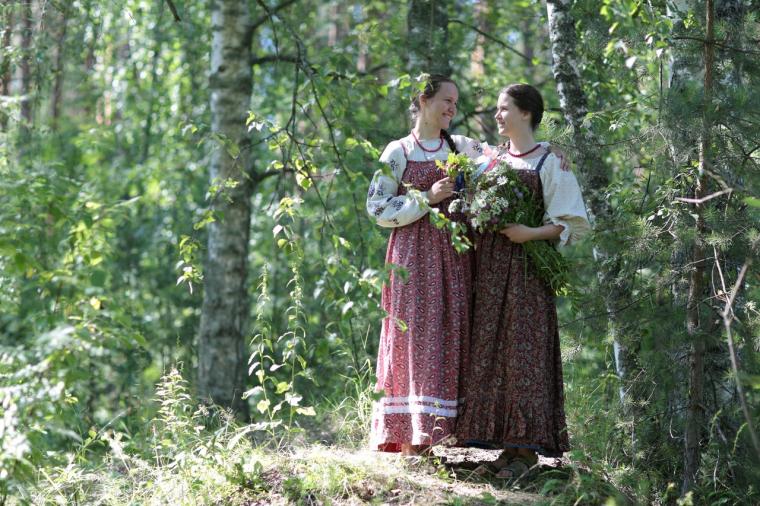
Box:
left=28, top=441, right=553, bottom=505
left=12, top=368, right=638, bottom=505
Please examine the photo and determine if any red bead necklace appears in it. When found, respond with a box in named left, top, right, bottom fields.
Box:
left=507, top=143, right=541, bottom=158
left=411, top=130, right=444, bottom=152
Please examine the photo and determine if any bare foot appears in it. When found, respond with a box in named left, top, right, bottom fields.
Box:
left=400, top=443, right=416, bottom=456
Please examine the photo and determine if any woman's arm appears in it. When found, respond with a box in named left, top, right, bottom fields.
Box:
left=500, top=223, right=564, bottom=243
left=367, top=140, right=446, bottom=227
left=539, top=155, right=591, bottom=245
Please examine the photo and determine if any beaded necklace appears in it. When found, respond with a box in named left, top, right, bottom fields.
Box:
left=411, top=130, right=444, bottom=159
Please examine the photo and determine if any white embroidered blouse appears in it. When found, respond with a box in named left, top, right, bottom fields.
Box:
left=366, top=134, right=484, bottom=228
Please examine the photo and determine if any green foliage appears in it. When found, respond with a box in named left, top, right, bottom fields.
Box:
left=0, top=332, right=73, bottom=501
left=244, top=197, right=319, bottom=446
left=1, top=0, right=759, bottom=504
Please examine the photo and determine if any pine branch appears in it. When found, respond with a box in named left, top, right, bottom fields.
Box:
left=250, top=0, right=300, bottom=33
left=251, top=54, right=301, bottom=66
left=671, top=36, right=760, bottom=55
left=449, top=18, right=534, bottom=63
left=714, top=254, right=760, bottom=463
left=164, top=0, right=181, bottom=22
left=674, top=188, right=733, bottom=204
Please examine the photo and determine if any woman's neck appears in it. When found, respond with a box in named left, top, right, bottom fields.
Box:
left=506, top=130, right=536, bottom=154
left=413, top=121, right=440, bottom=141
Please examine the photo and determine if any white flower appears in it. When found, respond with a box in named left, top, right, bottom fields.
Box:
left=448, top=199, right=467, bottom=214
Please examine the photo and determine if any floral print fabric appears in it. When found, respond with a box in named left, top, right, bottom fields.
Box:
left=456, top=162, right=569, bottom=457
left=370, top=159, right=473, bottom=452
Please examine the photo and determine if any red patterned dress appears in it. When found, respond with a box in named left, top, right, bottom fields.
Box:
left=366, top=135, right=481, bottom=451
left=456, top=151, right=589, bottom=457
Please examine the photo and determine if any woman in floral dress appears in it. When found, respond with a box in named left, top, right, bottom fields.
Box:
left=366, top=75, right=483, bottom=456
left=456, top=84, right=590, bottom=477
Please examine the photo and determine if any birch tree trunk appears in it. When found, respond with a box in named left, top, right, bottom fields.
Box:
left=545, top=0, right=630, bottom=407
left=198, top=0, right=253, bottom=414
left=407, top=0, right=451, bottom=76
left=682, top=0, right=714, bottom=494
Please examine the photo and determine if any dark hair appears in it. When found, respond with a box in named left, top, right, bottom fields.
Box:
left=409, top=74, right=459, bottom=154
left=501, top=83, right=544, bottom=131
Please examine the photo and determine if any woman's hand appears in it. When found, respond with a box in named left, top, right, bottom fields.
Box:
left=502, top=223, right=565, bottom=243
left=427, top=176, right=455, bottom=205
left=500, top=224, right=536, bottom=243
left=548, top=145, right=571, bottom=171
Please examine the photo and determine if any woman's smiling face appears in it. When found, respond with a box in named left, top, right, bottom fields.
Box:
left=421, top=82, right=458, bottom=130
left=494, top=92, right=530, bottom=137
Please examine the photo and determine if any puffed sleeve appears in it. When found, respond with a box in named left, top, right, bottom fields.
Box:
left=366, top=140, right=430, bottom=228
left=539, top=154, right=591, bottom=246
left=452, top=135, right=485, bottom=158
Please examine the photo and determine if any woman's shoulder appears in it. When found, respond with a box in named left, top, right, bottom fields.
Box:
left=537, top=149, right=562, bottom=170
left=380, top=135, right=413, bottom=162
left=451, top=134, right=485, bottom=156
left=450, top=134, right=478, bottom=145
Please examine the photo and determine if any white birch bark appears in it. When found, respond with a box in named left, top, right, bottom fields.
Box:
left=546, top=0, right=630, bottom=408
left=0, top=2, right=13, bottom=131
left=198, top=0, right=253, bottom=414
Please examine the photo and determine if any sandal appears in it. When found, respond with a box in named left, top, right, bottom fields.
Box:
left=493, top=458, right=532, bottom=480
left=472, top=463, right=498, bottom=476
left=472, top=454, right=512, bottom=477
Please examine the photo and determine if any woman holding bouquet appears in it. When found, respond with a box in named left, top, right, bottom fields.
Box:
left=366, top=74, right=484, bottom=456
left=456, top=84, right=590, bottom=477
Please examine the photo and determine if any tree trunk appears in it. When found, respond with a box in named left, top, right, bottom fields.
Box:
left=198, top=0, right=253, bottom=415
left=19, top=0, right=32, bottom=133
left=545, top=0, right=630, bottom=408
left=682, top=0, right=714, bottom=494
left=0, top=2, right=13, bottom=131
left=469, top=1, right=486, bottom=77
left=520, top=14, right=536, bottom=83
left=327, top=3, right=340, bottom=47
left=50, top=4, right=69, bottom=131
left=141, top=1, right=165, bottom=162
left=470, top=1, right=498, bottom=140
left=407, top=0, right=451, bottom=76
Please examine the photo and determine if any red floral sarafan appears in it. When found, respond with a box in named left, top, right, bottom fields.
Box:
left=456, top=165, right=569, bottom=457
left=370, top=159, right=473, bottom=451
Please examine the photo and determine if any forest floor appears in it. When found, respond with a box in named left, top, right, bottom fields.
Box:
left=26, top=427, right=629, bottom=505
left=233, top=444, right=577, bottom=505
left=25, top=394, right=628, bottom=505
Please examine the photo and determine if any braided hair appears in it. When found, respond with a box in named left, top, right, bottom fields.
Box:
left=409, top=74, right=459, bottom=155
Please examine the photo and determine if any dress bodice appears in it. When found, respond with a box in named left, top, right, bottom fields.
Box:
left=398, top=160, right=461, bottom=220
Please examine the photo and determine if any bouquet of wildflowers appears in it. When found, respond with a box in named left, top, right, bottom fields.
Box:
left=462, top=160, right=571, bottom=295
left=467, top=163, right=540, bottom=232
left=422, top=152, right=481, bottom=253
left=435, top=152, right=478, bottom=194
